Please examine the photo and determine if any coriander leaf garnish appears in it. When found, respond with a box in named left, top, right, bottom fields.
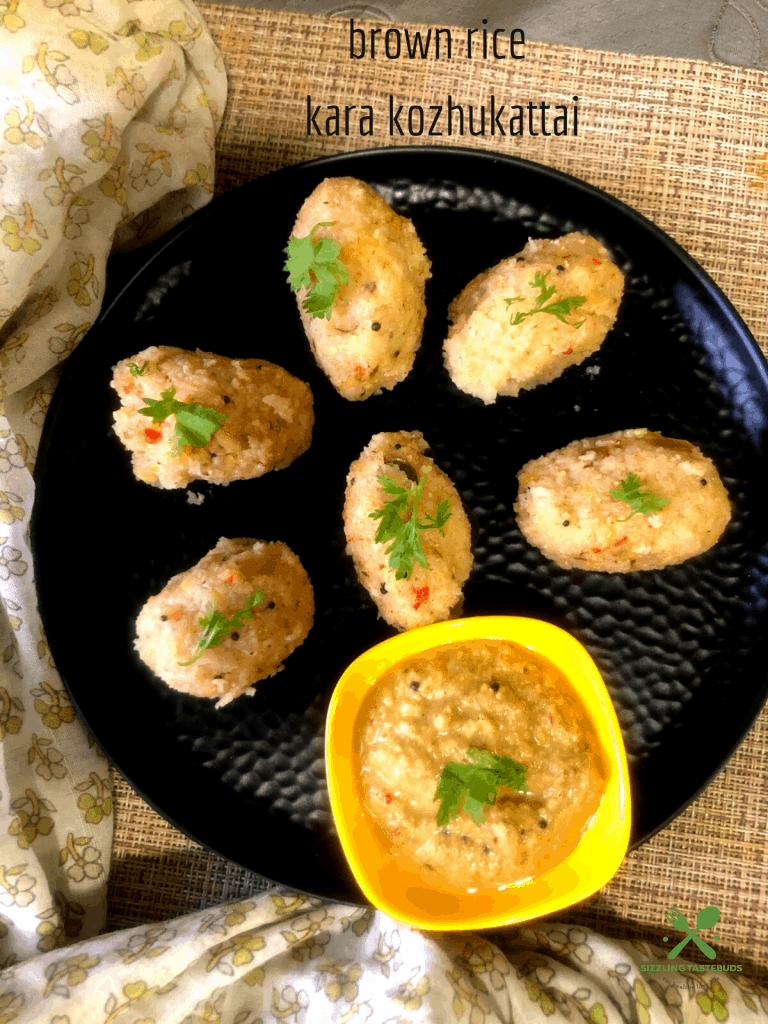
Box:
left=178, top=591, right=264, bottom=666
left=284, top=222, right=349, bottom=321
left=128, top=360, right=149, bottom=377
left=369, top=474, right=451, bottom=581
left=610, top=473, right=669, bottom=520
left=138, top=386, right=227, bottom=455
left=505, top=270, right=586, bottom=327
left=435, top=748, right=529, bottom=827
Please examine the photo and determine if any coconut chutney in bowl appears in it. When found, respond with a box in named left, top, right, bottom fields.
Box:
left=326, top=616, right=630, bottom=930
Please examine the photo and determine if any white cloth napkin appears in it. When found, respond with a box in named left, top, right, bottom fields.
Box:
left=0, top=0, right=225, bottom=960
left=0, top=887, right=763, bottom=1022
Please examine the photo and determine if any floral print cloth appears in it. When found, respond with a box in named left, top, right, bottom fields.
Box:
left=0, top=0, right=225, bottom=962
left=0, top=1, right=766, bottom=1020
left=0, top=889, right=766, bottom=1023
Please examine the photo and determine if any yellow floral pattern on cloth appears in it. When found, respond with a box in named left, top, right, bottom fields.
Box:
left=0, top=891, right=762, bottom=1023
left=0, top=0, right=225, bottom=964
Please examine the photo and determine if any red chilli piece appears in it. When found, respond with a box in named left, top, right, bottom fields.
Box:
left=385, top=793, right=393, bottom=804
left=225, top=573, right=236, bottom=584
left=614, top=536, right=628, bottom=548
left=592, top=547, right=602, bottom=554
left=144, top=427, right=162, bottom=444
left=412, top=585, right=429, bottom=610
left=592, top=258, right=602, bottom=265
left=563, top=347, right=573, bottom=355
left=548, top=713, right=554, bottom=725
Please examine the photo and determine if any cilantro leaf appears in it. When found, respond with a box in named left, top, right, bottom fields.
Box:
left=173, top=405, right=226, bottom=450
left=284, top=222, right=349, bottom=320
left=610, top=473, right=669, bottom=520
left=128, top=361, right=149, bottom=377
left=435, top=748, right=529, bottom=827
left=369, top=474, right=452, bottom=581
left=178, top=591, right=264, bottom=666
left=138, top=387, right=227, bottom=455
left=505, top=270, right=586, bottom=327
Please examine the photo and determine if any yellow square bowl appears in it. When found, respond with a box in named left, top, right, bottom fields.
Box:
left=325, top=615, right=631, bottom=930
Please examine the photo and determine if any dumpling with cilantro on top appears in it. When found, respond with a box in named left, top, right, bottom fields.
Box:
left=515, top=429, right=731, bottom=572
left=286, top=177, right=431, bottom=401
left=444, top=232, right=624, bottom=404
left=134, top=537, right=314, bottom=705
left=343, top=431, right=473, bottom=631
left=111, top=346, right=313, bottom=489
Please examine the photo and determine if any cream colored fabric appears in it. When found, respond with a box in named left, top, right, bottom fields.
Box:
left=0, top=888, right=765, bottom=1023
left=0, top=0, right=226, bottom=961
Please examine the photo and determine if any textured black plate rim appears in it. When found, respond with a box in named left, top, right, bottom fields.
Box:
left=32, top=144, right=768, bottom=903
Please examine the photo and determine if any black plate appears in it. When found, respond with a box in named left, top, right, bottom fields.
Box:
left=32, top=147, right=768, bottom=904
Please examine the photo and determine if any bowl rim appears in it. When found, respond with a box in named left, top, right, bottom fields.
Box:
left=325, top=615, right=632, bottom=930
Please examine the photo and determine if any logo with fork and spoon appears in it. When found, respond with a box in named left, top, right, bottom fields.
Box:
left=663, top=905, right=720, bottom=959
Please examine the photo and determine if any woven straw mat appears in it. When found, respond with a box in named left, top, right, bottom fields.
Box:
left=108, top=4, right=768, bottom=978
